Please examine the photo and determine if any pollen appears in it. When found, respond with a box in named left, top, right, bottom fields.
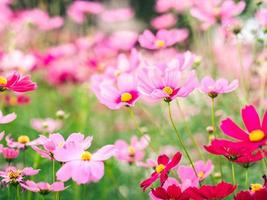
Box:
left=198, top=171, right=205, bottom=180
left=120, top=92, right=132, bottom=102
left=250, top=183, right=263, bottom=192
left=162, top=86, right=173, bottom=95
left=155, top=40, right=165, bottom=48
left=155, top=164, right=165, bottom=173
left=18, top=135, right=30, bottom=144
left=128, top=146, right=135, bottom=156
left=81, top=151, right=92, bottom=161
left=8, top=170, right=21, bottom=180
left=0, top=76, right=7, bottom=85
left=249, top=130, right=265, bottom=142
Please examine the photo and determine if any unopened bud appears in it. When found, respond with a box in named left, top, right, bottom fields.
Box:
left=206, top=126, right=214, bottom=134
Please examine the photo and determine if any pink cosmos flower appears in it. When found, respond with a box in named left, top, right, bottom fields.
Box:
left=107, top=31, right=138, bottom=51
left=6, top=134, right=34, bottom=149
left=55, top=142, right=116, bottom=184
left=256, top=8, right=267, bottom=29
left=155, top=0, right=192, bottom=13
left=0, top=131, right=4, bottom=152
left=138, top=29, right=188, bottom=50
left=31, top=118, right=62, bottom=134
left=191, top=0, right=246, bottom=29
left=137, top=64, right=198, bottom=102
left=178, top=160, right=214, bottom=184
left=0, top=111, right=16, bottom=124
left=21, top=181, right=65, bottom=194
left=199, top=76, right=239, bottom=98
left=0, top=72, right=37, bottom=93
left=100, top=7, right=134, bottom=22
left=0, top=166, right=39, bottom=186
left=114, top=135, right=150, bottom=164
left=151, top=13, right=177, bottom=30
left=1, top=147, right=19, bottom=161
left=220, top=105, right=267, bottom=149
left=31, top=133, right=92, bottom=160
left=92, top=73, right=140, bottom=110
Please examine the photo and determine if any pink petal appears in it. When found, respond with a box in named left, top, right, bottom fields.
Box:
left=241, top=105, right=261, bottom=132
left=220, top=118, right=248, bottom=141
left=92, top=145, right=116, bottom=161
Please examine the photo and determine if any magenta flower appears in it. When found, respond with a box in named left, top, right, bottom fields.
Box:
left=92, top=73, right=140, bottom=110
left=151, top=14, right=177, bottom=30
left=31, top=133, right=92, bottom=160
left=54, top=142, right=116, bottom=184
left=178, top=160, right=214, bottom=184
left=114, top=135, right=150, bottom=164
left=31, top=118, right=62, bottom=134
left=0, top=72, right=37, bottom=93
left=0, top=111, right=16, bottom=124
left=1, top=147, right=19, bottom=161
left=138, top=29, right=188, bottom=50
left=191, top=0, right=246, bottom=29
left=21, top=181, right=65, bottom=194
left=199, top=76, right=238, bottom=98
left=0, top=166, right=39, bottom=186
left=137, top=65, right=198, bottom=102
left=220, top=105, right=267, bottom=149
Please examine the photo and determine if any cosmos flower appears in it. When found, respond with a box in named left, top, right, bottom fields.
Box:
left=151, top=14, right=177, bottom=30
left=199, top=76, right=238, bottom=98
left=21, top=181, right=66, bottom=194
left=1, top=147, right=19, bottom=161
left=31, top=118, right=62, bottom=134
left=6, top=135, right=32, bottom=149
left=138, top=29, right=188, bottom=50
left=140, top=152, right=182, bottom=191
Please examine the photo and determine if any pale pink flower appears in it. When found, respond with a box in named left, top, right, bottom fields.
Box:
left=155, top=0, right=193, bottom=13
left=137, top=63, right=198, bottom=102
left=256, top=8, right=267, bottom=29
left=199, top=76, right=239, bottom=98
left=100, top=7, right=134, bottom=22
left=0, top=166, right=39, bottom=186
left=177, top=160, right=214, bottom=185
left=138, top=29, right=188, bottom=50
left=0, top=131, right=4, bottom=152
left=0, top=111, right=16, bottom=124
left=151, top=13, right=177, bottom=30
left=1, top=147, right=19, bottom=161
left=108, top=31, right=138, bottom=51
left=114, top=135, right=150, bottom=164
left=55, top=142, right=116, bottom=184
left=31, top=118, right=62, bottom=133
left=191, top=0, right=246, bottom=29
left=21, top=181, right=65, bottom=193
left=6, top=135, right=33, bottom=149
left=31, top=133, right=92, bottom=160
left=91, top=73, right=140, bottom=110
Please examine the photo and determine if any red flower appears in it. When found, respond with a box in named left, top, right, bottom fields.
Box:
left=220, top=105, right=267, bottom=149
left=192, top=182, right=236, bottom=199
left=0, top=73, right=37, bottom=93
left=152, top=184, right=195, bottom=200
left=204, top=139, right=265, bottom=164
left=140, top=152, right=182, bottom=191
left=235, top=175, right=267, bottom=200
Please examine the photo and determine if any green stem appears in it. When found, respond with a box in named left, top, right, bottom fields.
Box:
left=211, top=98, right=216, bottom=135
left=16, top=185, right=21, bottom=200
left=52, top=159, right=55, bottom=182
left=167, top=102, right=197, bottom=176
left=231, top=163, right=236, bottom=185
left=245, top=168, right=249, bottom=188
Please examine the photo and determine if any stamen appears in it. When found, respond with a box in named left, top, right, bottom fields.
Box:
left=155, top=164, right=165, bottom=173
left=249, top=130, right=265, bottom=142
left=120, top=92, right=132, bottom=102
left=250, top=183, right=263, bottom=192
left=0, top=76, right=7, bottom=85
left=81, top=151, right=92, bottom=161
left=155, top=40, right=165, bottom=48
left=162, top=86, right=173, bottom=95
left=18, top=135, right=30, bottom=144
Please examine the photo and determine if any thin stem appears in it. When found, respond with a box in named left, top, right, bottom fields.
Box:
left=245, top=168, right=249, bottom=188
left=231, top=163, right=236, bottom=185
left=167, top=102, right=197, bottom=176
left=211, top=98, right=216, bottom=135
left=52, top=159, right=55, bottom=182
left=175, top=100, right=205, bottom=160
left=16, top=185, right=21, bottom=200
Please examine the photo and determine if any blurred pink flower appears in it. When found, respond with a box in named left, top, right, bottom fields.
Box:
left=6, top=135, right=32, bottom=149
left=114, top=135, right=150, bottom=164
left=92, top=73, right=140, bottom=110
left=21, top=181, right=65, bottom=193
left=155, top=0, right=192, bottom=13
left=55, top=142, right=116, bottom=184
left=1, top=147, right=19, bottom=161
left=108, top=31, right=138, bottom=51
left=256, top=8, right=267, bottom=29
left=67, top=1, right=103, bottom=24
left=191, top=0, right=245, bottom=29
left=139, top=29, right=188, bottom=50
left=151, top=13, right=177, bottom=30
left=100, top=7, right=134, bottom=22
left=137, top=64, right=198, bottom=102
left=199, top=76, right=238, bottom=98
left=178, top=160, right=214, bottom=185
left=0, top=111, right=16, bottom=124
left=31, top=118, right=62, bottom=133
left=0, top=72, right=37, bottom=93
left=0, top=166, right=39, bottom=186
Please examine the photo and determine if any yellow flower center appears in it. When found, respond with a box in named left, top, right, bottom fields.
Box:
left=18, top=135, right=30, bottom=144
left=0, top=76, right=7, bottom=85
left=120, top=92, right=132, bottom=102
left=155, top=40, right=165, bottom=48
left=198, top=171, right=205, bottom=180
left=250, top=183, right=263, bottom=192
left=8, top=170, right=21, bottom=180
left=162, top=86, right=173, bottom=95
left=128, top=146, right=135, bottom=156
left=249, top=130, right=265, bottom=142
left=155, top=164, right=165, bottom=173
left=213, top=7, right=221, bottom=16
left=81, top=151, right=92, bottom=161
